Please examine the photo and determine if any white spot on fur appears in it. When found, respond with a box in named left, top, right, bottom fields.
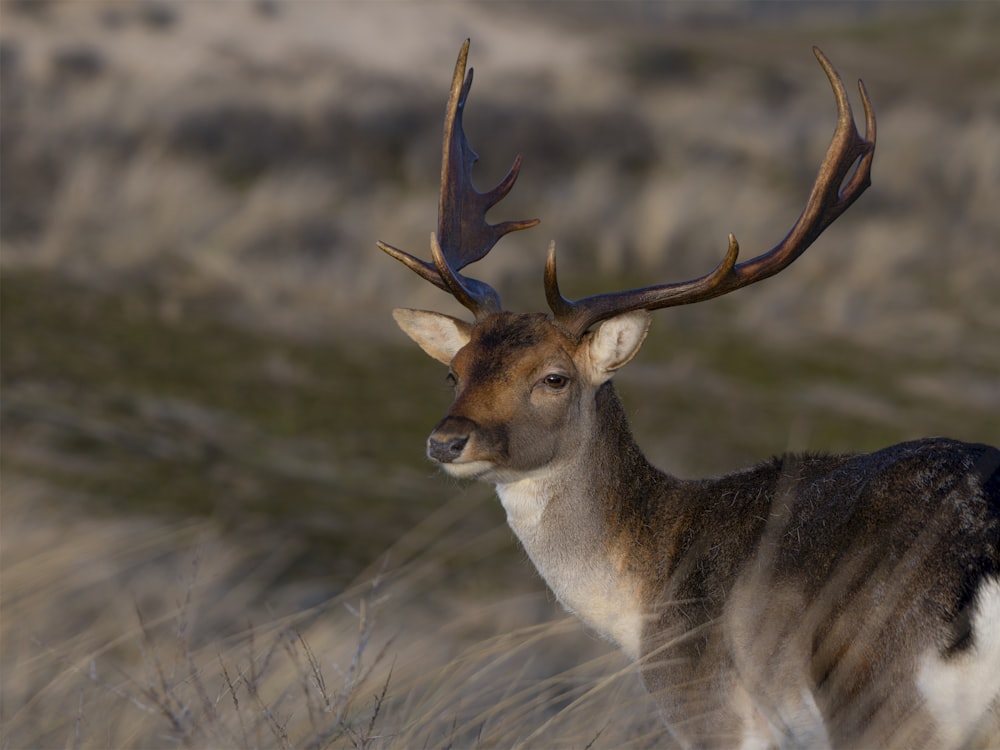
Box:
left=918, top=577, right=1000, bottom=746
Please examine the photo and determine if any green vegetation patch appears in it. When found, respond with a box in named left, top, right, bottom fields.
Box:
left=2, top=269, right=494, bottom=587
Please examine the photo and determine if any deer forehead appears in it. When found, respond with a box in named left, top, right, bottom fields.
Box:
left=452, top=313, right=578, bottom=384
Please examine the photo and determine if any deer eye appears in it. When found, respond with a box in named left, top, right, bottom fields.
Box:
left=445, top=371, right=458, bottom=388
left=542, top=374, right=568, bottom=390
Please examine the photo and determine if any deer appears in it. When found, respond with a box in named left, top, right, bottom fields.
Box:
left=376, top=41, right=1000, bottom=749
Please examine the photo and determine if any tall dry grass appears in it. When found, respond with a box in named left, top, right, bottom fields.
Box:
left=2, top=3, right=999, bottom=748
left=1, top=476, right=662, bottom=749
left=2, top=2, right=998, bottom=349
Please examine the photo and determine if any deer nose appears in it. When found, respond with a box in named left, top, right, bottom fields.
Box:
left=427, top=417, right=475, bottom=463
left=428, top=435, right=468, bottom=463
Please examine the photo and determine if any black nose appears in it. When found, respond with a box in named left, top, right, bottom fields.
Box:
left=427, top=416, right=476, bottom=463
left=428, top=435, right=468, bottom=463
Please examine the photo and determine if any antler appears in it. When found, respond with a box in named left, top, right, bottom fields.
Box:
left=546, top=47, right=876, bottom=340
left=377, top=40, right=540, bottom=318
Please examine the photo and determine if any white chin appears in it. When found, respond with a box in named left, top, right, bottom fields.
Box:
left=440, top=460, right=495, bottom=480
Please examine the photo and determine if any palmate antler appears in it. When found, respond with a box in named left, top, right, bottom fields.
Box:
left=376, top=40, right=539, bottom=318
left=379, top=43, right=876, bottom=340
left=545, top=47, right=876, bottom=339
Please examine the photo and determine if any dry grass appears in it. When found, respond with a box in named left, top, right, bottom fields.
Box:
left=2, top=3, right=999, bottom=748
left=2, top=2, right=999, bottom=348
left=1, top=476, right=662, bottom=749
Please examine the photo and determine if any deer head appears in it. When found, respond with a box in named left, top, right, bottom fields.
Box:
left=377, top=40, right=875, bottom=483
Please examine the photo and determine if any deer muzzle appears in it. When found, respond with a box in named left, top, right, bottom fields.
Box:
left=427, top=416, right=477, bottom=464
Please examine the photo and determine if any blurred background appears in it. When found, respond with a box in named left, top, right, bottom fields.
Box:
left=2, top=2, right=999, bottom=747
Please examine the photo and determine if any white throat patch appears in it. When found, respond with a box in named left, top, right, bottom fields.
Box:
left=496, top=476, right=645, bottom=658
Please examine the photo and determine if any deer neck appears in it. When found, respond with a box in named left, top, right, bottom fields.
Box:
left=495, top=382, right=667, bottom=658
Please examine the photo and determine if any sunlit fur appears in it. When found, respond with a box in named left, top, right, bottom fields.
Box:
left=396, top=308, right=1000, bottom=748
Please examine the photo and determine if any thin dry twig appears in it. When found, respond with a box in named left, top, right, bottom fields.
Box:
left=219, top=652, right=251, bottom=749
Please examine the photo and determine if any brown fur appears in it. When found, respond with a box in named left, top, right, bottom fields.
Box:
left=396, top=309, right=1000, bottom=748
left=384, top=40, right=997, bottom=748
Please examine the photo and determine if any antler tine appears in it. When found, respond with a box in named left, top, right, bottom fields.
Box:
left=547, top=47, right=876, bottom=340
left=546, top=235, right=742, bottom=335
left=377, top=39, right=540, bottom=319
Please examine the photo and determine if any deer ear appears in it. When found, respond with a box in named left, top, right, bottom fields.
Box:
left=393, top=308, right=472, bottom=365
left=584, top=310, right=651, bottom=381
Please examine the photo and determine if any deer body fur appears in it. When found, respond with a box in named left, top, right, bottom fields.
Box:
left=396, top=307, right=1000, bottom=748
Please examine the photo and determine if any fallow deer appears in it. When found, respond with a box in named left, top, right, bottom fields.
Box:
left=377, top=41, right=1000, bottom=748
